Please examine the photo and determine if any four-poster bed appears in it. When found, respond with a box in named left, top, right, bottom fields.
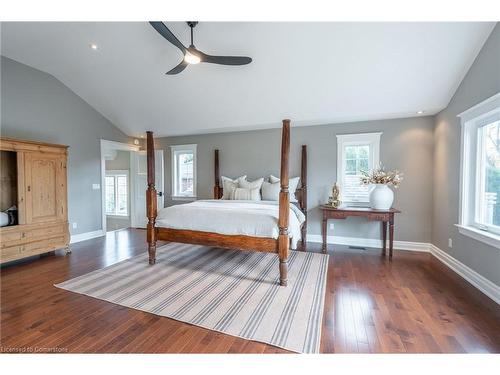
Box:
left=145, top=119, right=307, bottom=286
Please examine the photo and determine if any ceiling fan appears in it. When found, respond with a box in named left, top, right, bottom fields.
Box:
left=149, top=21, right=253, bottom=75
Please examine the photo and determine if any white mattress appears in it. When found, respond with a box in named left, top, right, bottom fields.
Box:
left=156, top=200, right=306, bottom=249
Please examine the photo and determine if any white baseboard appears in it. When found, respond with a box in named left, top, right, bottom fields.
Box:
left=430, top=245, right=500, bottom=305
left=306, top=234, right=499, bottom=304
left=70, top=229, right=105, bottom=244
left=306, top=234, right=431, bottom=252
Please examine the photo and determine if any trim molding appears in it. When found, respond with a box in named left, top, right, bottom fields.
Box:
left=430, top=245, right=500, bottom=305
left=306, top=234, right=499, bottom=304
left=457, top=91, right=500, bottom=120
left=306, top=234, right=431, bottom=252
left=70, top=230, right=105, bottom=244
left=455, top=224, right=500, bottom=249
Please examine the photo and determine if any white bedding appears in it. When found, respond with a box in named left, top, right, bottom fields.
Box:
left=156, top=200, right=306, bottom=249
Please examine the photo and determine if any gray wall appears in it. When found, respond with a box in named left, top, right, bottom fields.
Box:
left=105, top=150, right=131, bottom=231
left=433, top=24, right=500, bottom=285
left=1, top=56, right=131, bottom=235
left=156, top=116, right=435, bottom=242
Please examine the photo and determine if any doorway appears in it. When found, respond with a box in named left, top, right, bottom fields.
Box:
left=100, top=140, right=164, bottom=234
left=105, top=150, right=131, bottom=232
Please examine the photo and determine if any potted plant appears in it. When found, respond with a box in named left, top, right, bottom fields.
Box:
left=360, top=164, right=403, bottom=210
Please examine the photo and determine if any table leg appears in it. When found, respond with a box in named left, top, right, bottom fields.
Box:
left=382, top=221, right=387, bottom=256
left=389, top=218, right=394, bottom=260
left=322, top=218, right=327, bottom=253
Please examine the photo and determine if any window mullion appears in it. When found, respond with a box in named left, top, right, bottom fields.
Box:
left=114, top=175, right=119, bottom=216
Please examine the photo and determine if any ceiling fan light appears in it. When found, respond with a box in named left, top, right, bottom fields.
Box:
left=184, top=52, right=201, bottom=64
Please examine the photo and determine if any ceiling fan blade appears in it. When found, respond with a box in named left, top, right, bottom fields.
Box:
left=166, top=60, right=188, bottom=75
left=149, top=21, right=187, bottom=54
left=198, top=51, right=252, bottom=66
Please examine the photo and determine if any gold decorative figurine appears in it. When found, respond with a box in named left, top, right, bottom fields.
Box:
left=328, top=183, right=341, bottom=208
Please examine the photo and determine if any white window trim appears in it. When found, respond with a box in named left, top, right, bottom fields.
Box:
left=336, top=132, right=382, bottom=205
left=170, top=144, right=197, bottom=200
left=458, top=92, right=500, bottom=249
left=105, top=170, right=129, bottom=217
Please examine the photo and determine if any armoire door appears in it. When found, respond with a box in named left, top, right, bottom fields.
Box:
left=24, top=152, right=67, bottom=224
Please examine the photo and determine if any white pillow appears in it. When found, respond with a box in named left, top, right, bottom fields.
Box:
left=221, top=175, right=247, bottom=200
left=239, top=177, right=264, bottom=190
left=269, top=175, right=300, bottom=202
left=261, top=180, right=281, bottom=201
left=238, top=177, right=264, bottom=200
left=233, top=187, right=261, bottom=201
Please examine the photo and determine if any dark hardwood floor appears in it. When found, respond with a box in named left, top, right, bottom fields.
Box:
left=1, top=228, right=499, bottom=353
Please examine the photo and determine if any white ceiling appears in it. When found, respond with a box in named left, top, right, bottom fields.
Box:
left=1, top=22, right=495, bottom=137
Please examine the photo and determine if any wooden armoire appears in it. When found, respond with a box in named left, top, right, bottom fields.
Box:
left=0, top=137, right=70, bottom=264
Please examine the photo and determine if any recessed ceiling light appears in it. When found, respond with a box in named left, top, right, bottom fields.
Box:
left=89, top=43, right=98, bottom=50
left=417, top=110, right=424, bottom=114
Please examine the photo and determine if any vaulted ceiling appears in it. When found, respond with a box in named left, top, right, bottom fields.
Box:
left=1, top=22, right=495, bottom=137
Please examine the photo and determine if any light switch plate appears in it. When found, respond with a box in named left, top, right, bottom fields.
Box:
left=92, top=183, right=100, bottom=190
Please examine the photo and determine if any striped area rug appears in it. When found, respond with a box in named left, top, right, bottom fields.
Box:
left=55, top=243, right=329, bottom=353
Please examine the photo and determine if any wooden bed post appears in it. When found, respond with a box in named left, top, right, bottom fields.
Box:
left=300, top=145, right=308, bottom=250
left=146, top=131, right=157, bottom=265
left=214, top=149, right=221, bottom=199
left=278, top=119, right=290, bottom=286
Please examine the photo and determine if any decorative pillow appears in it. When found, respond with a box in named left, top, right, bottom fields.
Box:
left=238, top=177, right=264, bottom=200
left=221, top=175, right=247, bottom=200
left=232, top=187, right=261, bottom=201
left=261, top=180, right=281, bottom=201
left=269, top=175, right=300, bottom=202
left=239, top=177, right=264, bottom=190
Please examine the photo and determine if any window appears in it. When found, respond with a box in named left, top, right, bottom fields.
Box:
left=171, top=144, right=197, bottom=199
left=337, top=132, right=381, bottom=204
left=458, top=93, right=500, bottom=247
left=476, top=120, right=500, bottom=233
left=105, top=170, right=129, bottom=216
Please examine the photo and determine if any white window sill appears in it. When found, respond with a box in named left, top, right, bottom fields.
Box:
left=106, top=214, right=129, bottom=219
left=455, top=224, right=500, bottom=249
left=171, top=196, right=197, bottom=201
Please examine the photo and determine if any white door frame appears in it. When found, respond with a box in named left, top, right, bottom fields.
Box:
left=100, top=140, right=140, bottom=234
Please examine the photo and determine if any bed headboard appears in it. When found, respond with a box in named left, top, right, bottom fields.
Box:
left=213, top=144, right=308, bottom=216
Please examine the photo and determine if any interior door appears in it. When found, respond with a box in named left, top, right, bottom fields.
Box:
left=24, top=152, right=66, bottom=224
left=131, top=150, right=164, bottom=228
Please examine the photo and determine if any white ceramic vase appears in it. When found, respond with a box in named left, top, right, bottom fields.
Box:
left=369, top=184, right=394, bottom=210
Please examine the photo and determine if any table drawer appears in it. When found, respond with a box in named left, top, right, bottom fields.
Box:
left=324, top=212, right=348, bottom=219
left=367, top=213, right=390, bottom=221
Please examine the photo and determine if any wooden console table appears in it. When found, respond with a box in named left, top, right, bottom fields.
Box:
left=320, top=205, right=401, bottom=258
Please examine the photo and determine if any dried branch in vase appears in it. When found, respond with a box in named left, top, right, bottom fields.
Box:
left=360, top=164, right=404, bottom=188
